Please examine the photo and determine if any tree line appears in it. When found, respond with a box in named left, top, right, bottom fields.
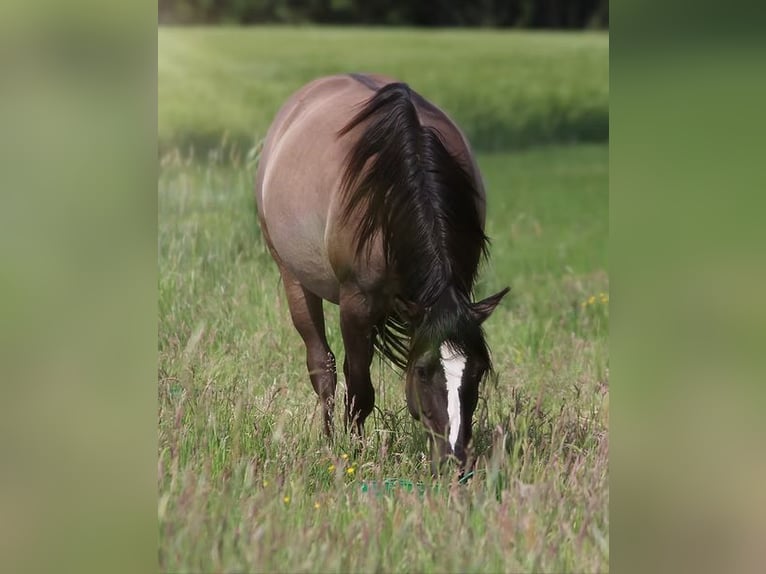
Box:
left=159, top=0, right=609, bottom=29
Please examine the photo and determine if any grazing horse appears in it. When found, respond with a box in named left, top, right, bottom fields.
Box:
left=255, top=73, right=509, bottom=473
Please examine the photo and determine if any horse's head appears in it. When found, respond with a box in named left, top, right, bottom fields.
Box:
left=403, top=287, right=509, bottom=476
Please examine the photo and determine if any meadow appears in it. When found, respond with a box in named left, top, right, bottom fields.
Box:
left=158, top=27, right=609, bottom=572
left=158, top=27, right=608, bottom=154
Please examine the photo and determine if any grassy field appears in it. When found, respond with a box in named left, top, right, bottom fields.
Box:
left=159, top=27, right=608, bottom=573
left=158, top=26, right=608, bottom=154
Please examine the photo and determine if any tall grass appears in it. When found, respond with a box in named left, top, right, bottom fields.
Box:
left=158, top=142, right=609, bottom=572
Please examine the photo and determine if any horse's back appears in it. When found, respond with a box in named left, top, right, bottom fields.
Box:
left=256, top=75, right=369, bottom=302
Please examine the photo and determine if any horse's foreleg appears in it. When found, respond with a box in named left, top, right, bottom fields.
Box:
left=339, top=286, right=376, bottom=437
left=281, top=270, right=337, bottom=438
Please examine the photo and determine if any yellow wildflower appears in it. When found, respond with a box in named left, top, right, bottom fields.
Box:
left=346, top=467, right=355, bottom=476
left=262, top=481, right=269, bottom=488
left=328, top=464, right=335, bottom=473
left=588, top=295, right=596, bottom=305
left=283, top=496, right=290, bottom=504
left=341, top=453, right=349, bottom=460
left=314, top=502, right=321, bottom=510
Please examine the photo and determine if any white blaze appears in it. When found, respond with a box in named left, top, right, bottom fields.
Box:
left=440, top=343, right=466, bottom=452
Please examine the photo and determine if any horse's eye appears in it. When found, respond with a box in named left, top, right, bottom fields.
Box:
left=415, top=366, right=427, bottom=380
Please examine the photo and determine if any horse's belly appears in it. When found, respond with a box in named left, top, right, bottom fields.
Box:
left=265, top=210, right=340, bottom=303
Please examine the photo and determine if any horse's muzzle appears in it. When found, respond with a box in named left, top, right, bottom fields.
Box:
left=429, top=436, right=469, bottom=478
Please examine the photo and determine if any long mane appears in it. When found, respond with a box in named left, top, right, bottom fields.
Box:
left=338, top=79, right=490, bottom=370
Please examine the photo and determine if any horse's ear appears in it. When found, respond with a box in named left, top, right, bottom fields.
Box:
left=471, top=287, right=510, bottom=324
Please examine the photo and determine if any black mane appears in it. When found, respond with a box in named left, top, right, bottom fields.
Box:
left=338, top=81, right=490, bottom=369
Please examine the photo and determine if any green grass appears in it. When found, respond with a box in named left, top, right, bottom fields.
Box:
left=159, top=26, right=608, bottom=573
left=158, top=26, right=608, bottom=154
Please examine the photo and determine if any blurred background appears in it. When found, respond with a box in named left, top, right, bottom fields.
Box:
left=158, top=1, right=609, bottom=156
left=159, top=0, right=608, bottom=28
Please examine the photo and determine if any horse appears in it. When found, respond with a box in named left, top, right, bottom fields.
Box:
left=255, top=73, right=509, bottom=474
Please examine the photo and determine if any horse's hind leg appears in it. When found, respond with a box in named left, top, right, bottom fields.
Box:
left=339, top=285, right=377, bottom=437
left=281, top=270, right=337, bottom=437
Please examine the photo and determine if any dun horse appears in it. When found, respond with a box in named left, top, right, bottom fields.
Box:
left=255, top=74, right=508, bottom=473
